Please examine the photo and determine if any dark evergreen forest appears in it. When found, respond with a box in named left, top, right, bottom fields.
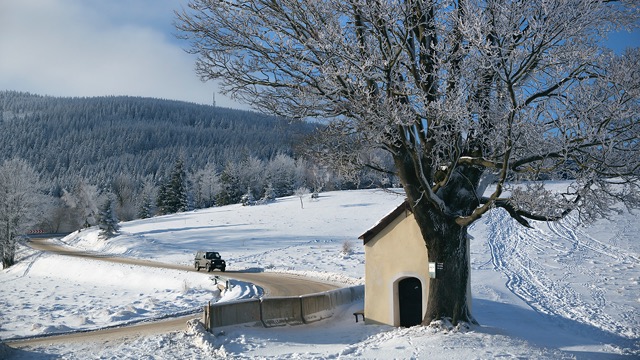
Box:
left=0, top=91, right=310, bottom=188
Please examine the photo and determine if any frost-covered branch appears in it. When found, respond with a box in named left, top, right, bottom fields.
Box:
left=177, top=0, right=640, bottom=227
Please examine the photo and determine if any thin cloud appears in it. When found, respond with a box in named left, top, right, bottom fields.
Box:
left=0, top=0, right=239, bottom=108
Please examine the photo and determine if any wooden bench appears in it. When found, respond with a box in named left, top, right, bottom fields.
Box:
left=353, top=310, right=365, bottom=323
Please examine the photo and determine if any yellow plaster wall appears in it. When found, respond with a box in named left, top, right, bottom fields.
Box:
left=363, top=210, right=429, bottom=326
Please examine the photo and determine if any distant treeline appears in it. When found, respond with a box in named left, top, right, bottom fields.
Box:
left=0, top=91, right=394, bottom=232
left=0, top=91, right=311, bottom=188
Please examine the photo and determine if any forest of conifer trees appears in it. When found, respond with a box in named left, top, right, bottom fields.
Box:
left=0, top=91, right=393, bottom=234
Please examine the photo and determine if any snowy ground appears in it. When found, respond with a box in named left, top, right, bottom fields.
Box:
left=1, top=188, right=639, bottom=359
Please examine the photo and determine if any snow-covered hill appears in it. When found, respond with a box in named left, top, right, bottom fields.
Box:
left=1, top=188, right=638, bottom=359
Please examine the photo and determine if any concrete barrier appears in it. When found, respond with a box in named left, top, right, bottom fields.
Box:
left=208, top=298, right=262, bottom=329
left=203, top=285, right=364, bottom=331
left=328, top=287, right=353, bottom=307
left=350, top=285, right=365, bottom=301
left=300, top=292, right=333, bottom=324
left=260, top=297, right=303, bottom=327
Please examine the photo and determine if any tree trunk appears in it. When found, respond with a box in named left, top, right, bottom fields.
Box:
left=2, top=239, right=16, bottom=269
left=422, top=216, right=473, bottom=325
left=395, top=151, right=477, bottom=326
left=408, top=196, right=474, bottom=325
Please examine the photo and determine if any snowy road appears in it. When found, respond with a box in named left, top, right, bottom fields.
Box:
left=26, top=238, right=338, bottom=298
left=6, top=238, right=337, bottom=347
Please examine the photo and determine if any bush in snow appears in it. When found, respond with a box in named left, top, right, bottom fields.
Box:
left=341, top=240, right=353, bottom=256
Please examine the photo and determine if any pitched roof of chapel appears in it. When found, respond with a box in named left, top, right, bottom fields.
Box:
left=359, top=200, right=411, bottom=245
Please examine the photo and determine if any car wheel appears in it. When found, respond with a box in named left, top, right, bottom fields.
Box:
left=195, top=262, right=200, bottom=271
left=221, top=267, right=226, bottom=272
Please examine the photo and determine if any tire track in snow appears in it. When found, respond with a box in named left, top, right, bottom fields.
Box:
left=482, top=209, right=639, bottom=346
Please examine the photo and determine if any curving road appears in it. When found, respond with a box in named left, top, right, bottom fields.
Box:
left=7, top=238, right=338, bottom=347
left=25, top=238, right=337, bottom=297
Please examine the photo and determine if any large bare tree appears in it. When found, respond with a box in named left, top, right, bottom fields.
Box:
left=176, top=0, right=640, bottom=324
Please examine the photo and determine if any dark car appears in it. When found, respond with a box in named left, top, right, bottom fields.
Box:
left=194, top=251, right=226, bottom=272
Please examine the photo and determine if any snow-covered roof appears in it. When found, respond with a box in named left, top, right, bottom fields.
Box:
left=359, top=200, right=410, bottom=245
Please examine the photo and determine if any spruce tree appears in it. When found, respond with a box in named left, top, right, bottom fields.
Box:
left=240, top=186, right=255, bottom=206
left=97, top=196, right=119, bottom=238
left=156, top=183, right=169, bottom=215
left=259, top=183, right=276, bottom=204
left=138, top=193, right=153, bottom=219
left=157, top=159, right=189, bottom=214
left=216, top=162, right=243, bottom=205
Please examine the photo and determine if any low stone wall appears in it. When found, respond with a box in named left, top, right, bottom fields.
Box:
left=203, top=285, right=364, bottom=331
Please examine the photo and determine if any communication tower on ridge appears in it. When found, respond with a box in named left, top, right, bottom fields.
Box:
left=212, top=92, right=216, bottom=107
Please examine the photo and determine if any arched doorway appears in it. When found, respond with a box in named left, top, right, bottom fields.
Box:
left=398, top=277, right=422, bottom=327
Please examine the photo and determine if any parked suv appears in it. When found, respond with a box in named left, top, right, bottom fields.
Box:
left=194, top=251, right=226, bottom=272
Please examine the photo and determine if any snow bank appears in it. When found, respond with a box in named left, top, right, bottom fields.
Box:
left=0, top=252, right=251, bottom=339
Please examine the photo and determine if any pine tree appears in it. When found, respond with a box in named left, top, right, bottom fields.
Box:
left=258, top=183, right=276, bottom=204
left=97, top=196, right=119, bottom=238
left=157, top=159, right=189, bottom=214
left=240, top=186, right=255, bottom=206
left=169, top=159, right=188, bottom=212
left=156, top=183, right=169, bottom=215
left=216, top=162, right=243, bottom=205
left=138, top=193, right=153, bottom=219
left=137, top=178, right=156, bottom=218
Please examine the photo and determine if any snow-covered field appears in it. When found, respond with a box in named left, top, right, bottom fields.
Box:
left=1, top=188, right=639, bottom=359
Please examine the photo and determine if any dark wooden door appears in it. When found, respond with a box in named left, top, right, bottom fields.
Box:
left=398, top=277, right=422, bottom=327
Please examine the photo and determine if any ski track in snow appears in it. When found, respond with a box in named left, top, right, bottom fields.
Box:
left=480, top=209, right=640, bottom=354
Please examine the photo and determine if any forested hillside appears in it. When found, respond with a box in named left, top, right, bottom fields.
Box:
left=0, top=91, right=332, bottom=233
left=0, top=91, right=309, bottom=187
left=0, top=91, right=392, bottom=234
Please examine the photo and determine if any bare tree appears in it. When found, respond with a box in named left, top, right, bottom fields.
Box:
left=176, top=0, right=640, bottom=324
left=294, top=186, right=310, bottom=209
left=63, top=179, right=103, bottom=229
left=190, top=163, right=221, bottom=209
left=111, top=174, right=137, bottom=221
left=0, top=159, right=47, bottom=268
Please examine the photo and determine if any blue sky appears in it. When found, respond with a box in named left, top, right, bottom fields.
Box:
left=607, top=29, right=640, bottom=54
left=0, top=0, right=638, bottom=109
